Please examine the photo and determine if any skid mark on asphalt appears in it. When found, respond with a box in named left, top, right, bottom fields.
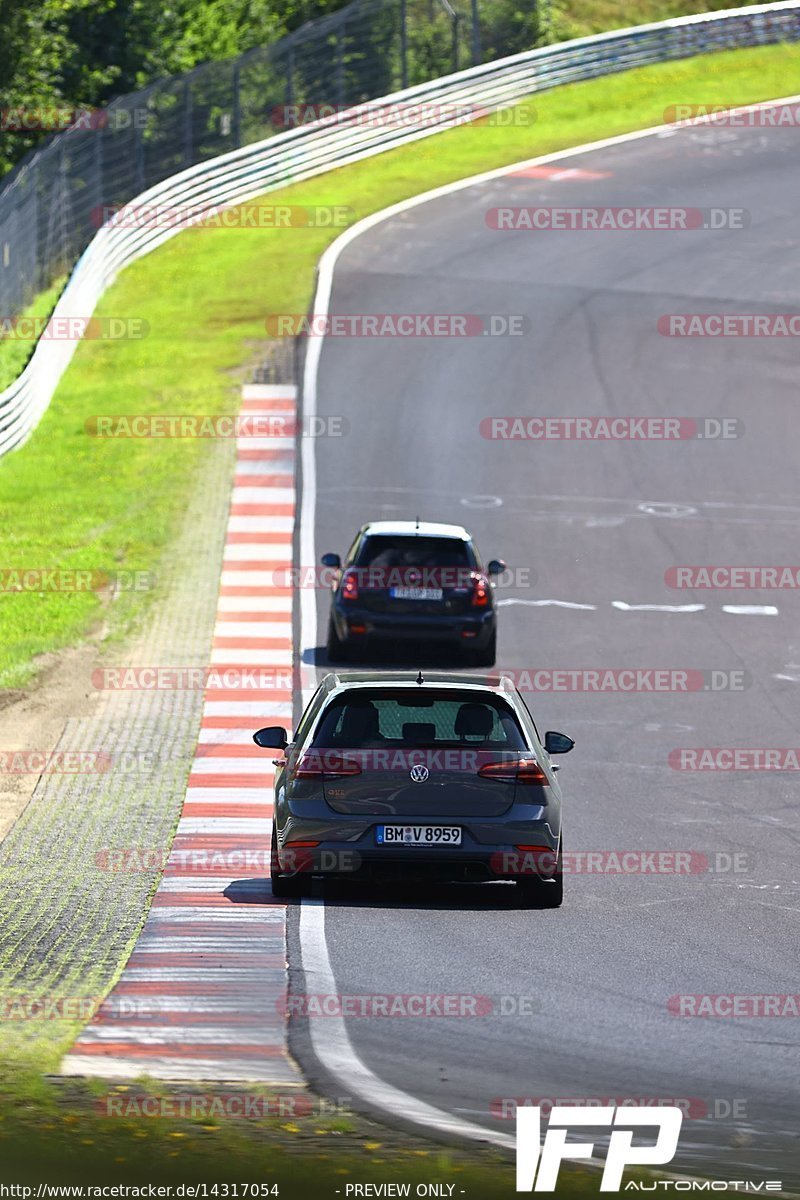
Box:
left=62, top=384, right=299, bottom=1083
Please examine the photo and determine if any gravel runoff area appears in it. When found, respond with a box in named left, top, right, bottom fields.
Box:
left=0, top=435, right=235, bottom=1061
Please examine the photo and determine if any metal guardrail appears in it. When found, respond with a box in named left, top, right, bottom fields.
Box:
left=2, top=0, right=800, bottom=456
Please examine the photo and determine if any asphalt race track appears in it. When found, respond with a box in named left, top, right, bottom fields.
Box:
left=290, top=113, right=800, bottom=1187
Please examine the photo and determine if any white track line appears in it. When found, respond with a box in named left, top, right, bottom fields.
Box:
left=497, top=598, right=597, bottom=610
left=612, top=601, right=706, bottom=613
left=722, top=605, right=779, bottom=615
left=299, top=900, right=514, bottom=1150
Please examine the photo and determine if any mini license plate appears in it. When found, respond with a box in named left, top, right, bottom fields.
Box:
left=376, top=825, right=462, bottom=846
left=389, top=586, right=444, bottom=601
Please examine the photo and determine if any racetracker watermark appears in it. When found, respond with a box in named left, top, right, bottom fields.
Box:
left=486, top=669, right=749, bottom=692
left=278, top=565, right=536, bottom=590
left=490, top=850, right=752, bottom=876
left=664, top=102, right=800, bottom=127
left=666, top=566, right=800, bottom=588
left=0, top=996, right=100, bottom=1020
left=264, top=313, right=528, bottom=337
left=480, top=417, right=742, bottom=440
left=84, top=414, right=347, bottom=438
left=492, top=1097, right=747, bottom=1121
left=0, top=751, right=113, bottom=774
left=486, top=207, right=749, bottom=231
left=0, top=317, right=148, bottom=342
left=668, top=995, right=800, bottom=1017
left=94, top=847, right=361, bottom=875
left=278, top=993, right=540, bottom=1017
left=270, top=101, right=536, bottom=129
left=98, top=1092, right=349, bottom=1118
left=669, top=748, right=800, bottom=771
left=658, top=313, right=800, bottom=336
left=91, top=668, right=294, bottom=690
left=91, top=203, right=353, bottom=231
left=0, top=107, right=147, bottom=133
left=0, top=569, right=153, bottom=593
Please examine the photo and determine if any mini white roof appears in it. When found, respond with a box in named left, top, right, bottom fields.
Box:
left=361, top=521, right=471, bottom=539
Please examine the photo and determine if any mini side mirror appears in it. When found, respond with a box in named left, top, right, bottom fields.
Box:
left=487, top=559, right=506, bottom=576
left=321, top=552, right=341, bottom=569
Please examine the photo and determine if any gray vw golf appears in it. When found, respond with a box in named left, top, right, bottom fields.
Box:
left=254, top=671, right=573, bottom=906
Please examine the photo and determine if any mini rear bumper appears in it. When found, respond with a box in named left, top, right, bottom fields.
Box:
left=332, top=604, right=496, bottom=646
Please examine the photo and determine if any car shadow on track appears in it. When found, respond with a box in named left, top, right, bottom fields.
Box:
left=314, top=877, right=557, bottom=912
left=304, top=643, right=480, bottom=671
left=223, top=877, right=558, bottom=911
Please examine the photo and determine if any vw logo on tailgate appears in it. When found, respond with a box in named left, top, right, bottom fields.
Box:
left=409, top=764, right=429, bottom=783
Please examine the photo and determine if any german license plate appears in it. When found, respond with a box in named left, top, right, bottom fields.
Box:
left=389, top=587, right=443, bottom=601
left=376, top=825, right=462, bottom=846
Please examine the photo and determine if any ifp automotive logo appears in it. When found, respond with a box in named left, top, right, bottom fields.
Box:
left=516, top=1105, right=683, bottom=1191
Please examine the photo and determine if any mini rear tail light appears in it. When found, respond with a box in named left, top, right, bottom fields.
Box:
left=296, top=752, right=362, bottom=778
left=471, top=573, right=490, bottom=607
left=478, top=757, right=547, bottom=784
left=285, top=840, right=320, bottom=848
left=341, top=569, right=359, bottom=601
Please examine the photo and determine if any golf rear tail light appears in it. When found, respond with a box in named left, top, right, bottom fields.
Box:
left=471, top=573, right=489, bottom=607
left=478, top=757, right=547, bottom=784
left=341, top=569, right=359, bottom=601
left=296, top=752, right=362, bottom=778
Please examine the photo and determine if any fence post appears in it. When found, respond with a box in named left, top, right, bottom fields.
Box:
left=94, top=120, right=104, bottom=224
left=401, top=0, right=408, bottom=88
left=451, top=10, right=460, bottom=72
left=232, top=63, right=242, bottom=149
left=336, top=16, right=346, bottom=107
left=471, top=0, right=481, bottom=64
left=287, top=46, right=295, bottom=116
left=184, top=79, right=193, bottom=166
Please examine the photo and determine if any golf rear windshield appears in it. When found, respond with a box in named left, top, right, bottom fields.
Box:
left=312, top=690, right=527, bottom=749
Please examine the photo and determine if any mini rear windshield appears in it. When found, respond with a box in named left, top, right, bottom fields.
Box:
left=354, top=536, right=473, bottom=569
left=312, top=690, right=526, bottom=750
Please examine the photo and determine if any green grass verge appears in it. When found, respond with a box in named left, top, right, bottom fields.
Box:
left=0, top=277, right=66, bottom=391
left=558, top=0, right=751, bottom=38
left=2, top=41, right=799, bottom=690
left=0, top=1068, right=523, bottom=1188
